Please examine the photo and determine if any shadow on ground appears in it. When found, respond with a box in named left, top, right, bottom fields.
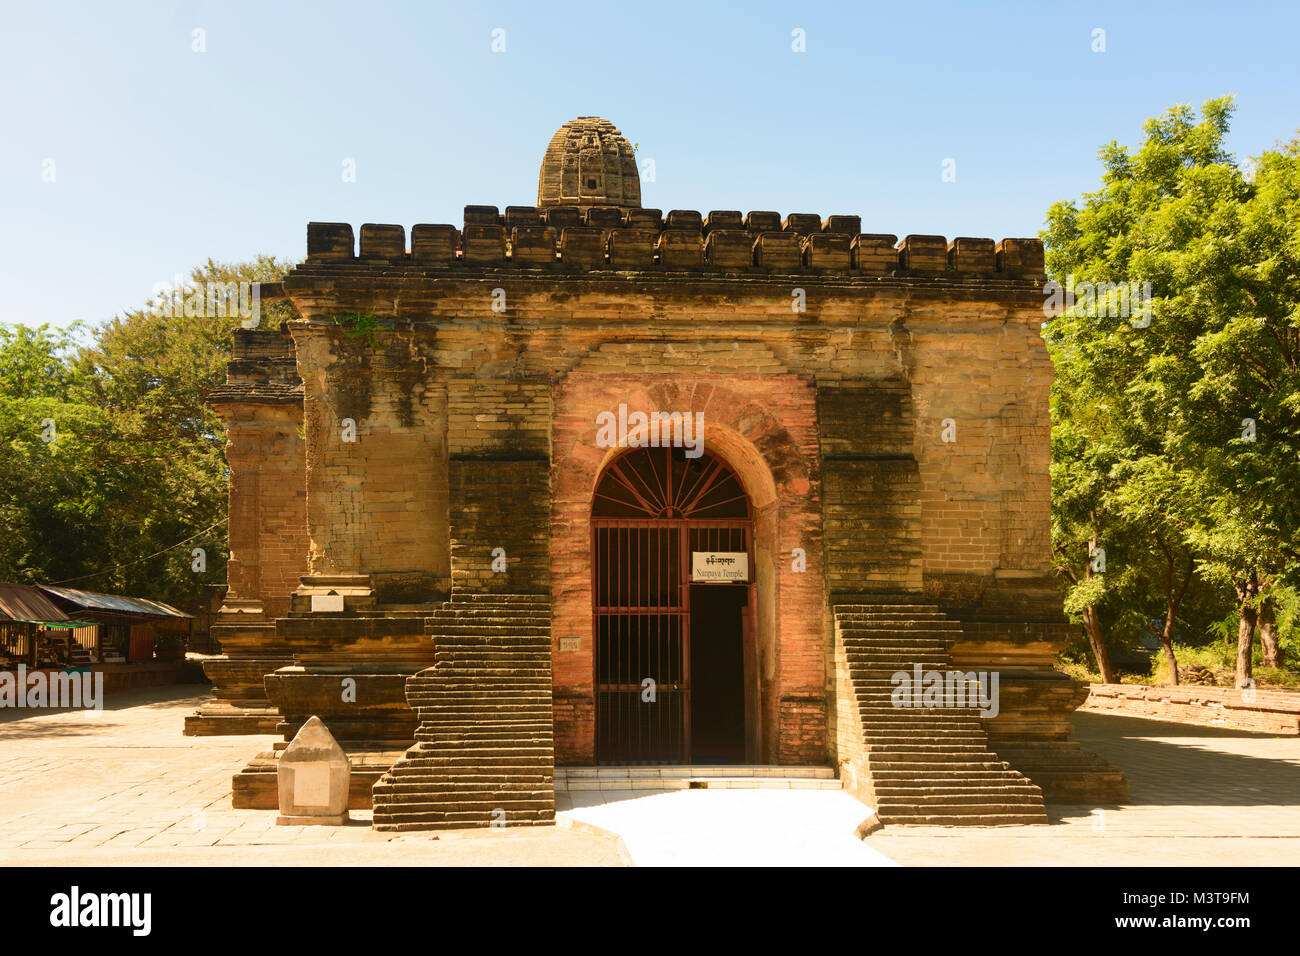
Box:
left=1057, top=711, right=1300, bottom=808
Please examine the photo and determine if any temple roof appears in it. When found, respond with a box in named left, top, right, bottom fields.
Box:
left=537, top=117, right=641, bottom=210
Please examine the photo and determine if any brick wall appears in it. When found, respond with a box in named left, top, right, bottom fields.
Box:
left=252, top=261, right=1067, bottom=765
left=447, top=381, right=552, bottom=595
left=293, top=326, right=448, bottom=597
left=215, top=404, right=307, bottom=619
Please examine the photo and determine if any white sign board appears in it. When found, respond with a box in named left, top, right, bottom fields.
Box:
left=691, top=552, right=748, bottom=582
left=311, top=593, right=345, bottom=613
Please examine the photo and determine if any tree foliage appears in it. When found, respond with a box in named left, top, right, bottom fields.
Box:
left=1044, top=97, right=1300, bottom=686
left=0, top=257, right=295, bottom=606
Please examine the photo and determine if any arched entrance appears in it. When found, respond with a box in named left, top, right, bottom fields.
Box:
left=591, top=446, right=758, bottom=764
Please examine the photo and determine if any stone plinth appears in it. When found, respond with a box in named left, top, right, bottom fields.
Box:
left=276, top=716, right=351, bottom=825
left=230, top=585, right=437, bottom=810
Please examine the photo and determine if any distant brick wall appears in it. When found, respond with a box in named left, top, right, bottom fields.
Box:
left=1083, top=683, right=1300, bottom=735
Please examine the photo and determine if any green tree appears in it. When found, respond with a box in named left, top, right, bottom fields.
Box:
left=0, top=257, right=296, bottom=606
left=1043, top=97, right=1300, bottom=688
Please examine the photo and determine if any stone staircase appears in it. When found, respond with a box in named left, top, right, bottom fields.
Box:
left=371, top=593, right=554, bottom=832
left=835, top=599, right=1048, bottom=826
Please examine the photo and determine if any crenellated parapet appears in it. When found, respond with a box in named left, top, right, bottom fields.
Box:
left=303, top=206, right=1045, bottom=280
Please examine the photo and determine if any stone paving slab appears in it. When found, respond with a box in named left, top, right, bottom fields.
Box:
left=0, top=686, right=625, bottom=867
left=3, top=686, right=1299, bottom=866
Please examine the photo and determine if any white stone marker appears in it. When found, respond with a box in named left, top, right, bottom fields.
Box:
left=276, top=715, right=351, bottom=826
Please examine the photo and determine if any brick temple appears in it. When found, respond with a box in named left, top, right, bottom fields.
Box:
left=187, top=116, right=1127, bottom=830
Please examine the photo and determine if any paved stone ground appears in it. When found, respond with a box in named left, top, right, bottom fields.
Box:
left=862, top=711, right=1300, bottom=866
left=0, top=686, right=626, bottom=866
left=2, top=686, right=1297, bottom=866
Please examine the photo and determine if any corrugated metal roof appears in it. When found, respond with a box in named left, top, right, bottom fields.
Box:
left=0, top=584, right=71, bottom=623
left=39, top=586, right=192, bottom=619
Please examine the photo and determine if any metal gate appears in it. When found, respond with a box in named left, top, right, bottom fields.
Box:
left=591, top=447, right=752, bottom=764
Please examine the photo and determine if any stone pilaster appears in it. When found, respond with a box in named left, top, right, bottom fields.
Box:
left=186, top=329, right=305, bottom=736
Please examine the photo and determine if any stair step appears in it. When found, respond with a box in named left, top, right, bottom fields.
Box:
left=879, top=813, right=1046, bottom=826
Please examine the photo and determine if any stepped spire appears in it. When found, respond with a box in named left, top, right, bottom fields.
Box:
left=537, top=116, right=641, bottom=210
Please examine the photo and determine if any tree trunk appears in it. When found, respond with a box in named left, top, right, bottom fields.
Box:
left=1083, top=604, right=1117, bottom=684
left=1154, top=544, right=1192, bottom=688
left=1259, top=597, right=1283, bottom=669
left=1235, top=575, right=1259, bottom=689
left=1082, top=534, right=1116, bottom=684
left=1159, top=614, right=1179, bottom=687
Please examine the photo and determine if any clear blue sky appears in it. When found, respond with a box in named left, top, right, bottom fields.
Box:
left=3, top=0, right=1297, bottom=329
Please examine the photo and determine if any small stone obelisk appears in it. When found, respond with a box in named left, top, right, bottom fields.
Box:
left=276, top=715, right=351, bottom=825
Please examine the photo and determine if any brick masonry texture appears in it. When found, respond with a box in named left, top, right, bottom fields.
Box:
left=230, top=259, right=1087, bottom=771
left=208, top=117, right=1121, bottom=799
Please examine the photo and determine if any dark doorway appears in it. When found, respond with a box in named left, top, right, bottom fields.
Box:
left=591, top=446, right=754, bottom=764
left=688, top=584, right=748, bottom=763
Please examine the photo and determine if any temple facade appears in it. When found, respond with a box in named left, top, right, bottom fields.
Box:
left=188, top=117, right=1127, bottom=830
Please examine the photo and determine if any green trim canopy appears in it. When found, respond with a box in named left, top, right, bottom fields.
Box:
left=10, top=619, right=96, bottom=628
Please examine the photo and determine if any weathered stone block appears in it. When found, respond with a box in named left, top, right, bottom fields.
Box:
left=997, top=238, right=1046, bottom=278
left=849, top=233, right=899, bottom=274
left=823, top=215, right=861, bottom=235
left=783, top=213, right=821, bottom=235
left=463, top=204, right=500, bottom=226
left=899, top=234, right=949, bottom=273
left=276, top=716, right=350, bottom=825
left=561, top=226, right=606, bottom=268
left=656, top=229, right=703, bottom=268
left=505, top=205, right=543, bottom=230
left=410, top=224, right=458, bottom=264
left=704, top=229, right=753, bottom=269
left=462, top=224, right=506, bottom=264
left=510, top=225, right=558, bottom=265
left=753, top=232, right=802, bottom=271
left=704, top=210, right=743, bottom=233
left=608, top=229, right=657, bottom=268
left=359, top=223, right=405, bottom=260
left=949, top=237, right=996, bottom=274
left=665, top=209, right=703, bottom=230
left=803, top=233, right=852, bottom=270
left=306, top=222, right=354, bottom=260
left=544, top=205, right=582, bottom=230
left=623, top=207, right=662, bottom=230
left=584, top=205, right=623, bottom=229
left=744, top=210, right=782, bottom=232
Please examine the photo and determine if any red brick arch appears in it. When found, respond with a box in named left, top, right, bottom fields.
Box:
left=550, top=372, right=825, bottom=765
